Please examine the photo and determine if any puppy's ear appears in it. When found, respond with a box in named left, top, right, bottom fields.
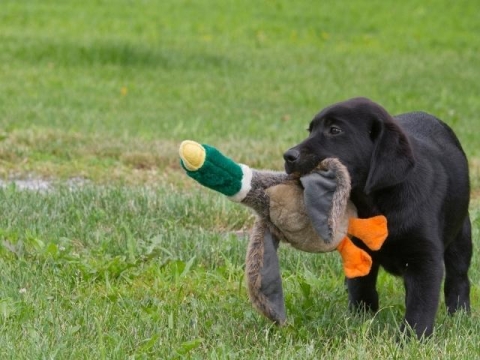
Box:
left=365, top=115, right=415, bottom=194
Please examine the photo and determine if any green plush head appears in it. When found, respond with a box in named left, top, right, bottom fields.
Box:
left=179, top=140, right=250, bottom=198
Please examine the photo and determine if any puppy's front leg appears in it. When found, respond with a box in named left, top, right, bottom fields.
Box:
left=402, top=258, right=444, bottom=338
left=346, top=262, right=380, bottom=312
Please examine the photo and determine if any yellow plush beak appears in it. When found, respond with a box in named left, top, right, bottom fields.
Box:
left=179, top=140, right=206, bottom=171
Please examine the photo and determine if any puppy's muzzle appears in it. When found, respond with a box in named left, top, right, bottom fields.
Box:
left=283, top=148, right=300, bottom=174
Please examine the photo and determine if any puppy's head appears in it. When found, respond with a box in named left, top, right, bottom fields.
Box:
left=284, top=97, right=415, bottom=193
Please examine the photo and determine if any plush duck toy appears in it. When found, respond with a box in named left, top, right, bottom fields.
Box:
left=179, top=140, right=387, bottom=324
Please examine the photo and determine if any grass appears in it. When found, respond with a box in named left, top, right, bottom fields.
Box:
left=0, top=0, right=479, bottom=358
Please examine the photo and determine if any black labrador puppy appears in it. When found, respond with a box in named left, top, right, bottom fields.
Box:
left=284, top=97, right=471, bottom=338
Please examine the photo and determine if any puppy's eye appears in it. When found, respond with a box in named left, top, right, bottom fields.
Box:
left=329, top=126, right=342, bottom=135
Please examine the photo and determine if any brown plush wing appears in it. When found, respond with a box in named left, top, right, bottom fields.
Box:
left=245, top=218, right=286, bottom=324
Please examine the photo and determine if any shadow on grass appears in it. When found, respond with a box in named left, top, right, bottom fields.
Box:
left=3, top=35, right=237, bottom=70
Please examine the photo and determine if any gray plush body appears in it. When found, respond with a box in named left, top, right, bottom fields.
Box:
left=238, top=158, right=354, bottom=324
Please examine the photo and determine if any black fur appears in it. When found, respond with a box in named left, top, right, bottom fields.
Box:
left=284, top=97, right=472, bottom=338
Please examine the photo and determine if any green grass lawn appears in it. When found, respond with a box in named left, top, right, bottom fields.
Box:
left=0, top=0, right=479, bottom=358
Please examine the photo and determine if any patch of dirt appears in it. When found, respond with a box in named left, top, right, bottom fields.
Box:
left=0, top=177, right=88, bottom=192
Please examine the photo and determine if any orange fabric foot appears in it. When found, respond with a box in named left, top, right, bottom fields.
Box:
left=336, top=237, right=372, bottom=278
left=347, top=215, right=388, bottom=251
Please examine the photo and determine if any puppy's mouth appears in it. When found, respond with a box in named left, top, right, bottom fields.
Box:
left=284, top=155, right=320, bottom=177
left=284, top=161, right=297, bottom=176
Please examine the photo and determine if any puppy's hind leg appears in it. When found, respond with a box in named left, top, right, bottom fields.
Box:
left=444, top=216, right=472, bottom=314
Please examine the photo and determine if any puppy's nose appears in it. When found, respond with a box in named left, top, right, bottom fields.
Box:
left=283, top=149, right=300, bottom=164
